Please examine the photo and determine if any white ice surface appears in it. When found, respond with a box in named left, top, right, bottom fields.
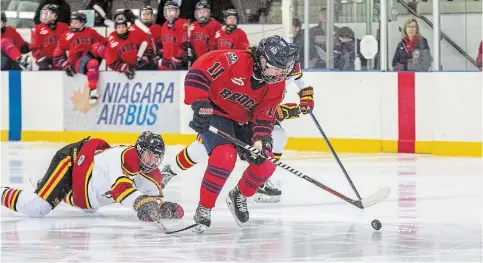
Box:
left=1, top=142, right=481, bottom=262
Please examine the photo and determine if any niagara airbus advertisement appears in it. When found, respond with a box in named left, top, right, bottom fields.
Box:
left=64, top=71, right=181, bottom=133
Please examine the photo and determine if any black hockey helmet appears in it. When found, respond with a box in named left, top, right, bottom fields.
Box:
left=42, top=4, right=59, bottom=14
left=135, top=131, right=165, bottom=173
left=41, top=4, right=59, bottom=25
left=1, top=11, right=6, bottom=23
left=195, top=1, right=211, bottom=24
left=164, top=1, right=180, bottom=23
left=254, top=35, right=297, bottom=84
left=223, top=8, right=238, bottom=32
left=140, top=5, right=154, bottom=25
left=70, top=11, right=87, bottom=32
left=114, top=15, right=129, bottom=39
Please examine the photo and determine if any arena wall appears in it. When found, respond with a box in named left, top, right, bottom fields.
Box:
left=1, top=71, right=481, bottom=157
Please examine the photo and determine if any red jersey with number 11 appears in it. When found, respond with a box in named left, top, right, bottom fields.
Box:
left=183, top=49, right=285, bottom=125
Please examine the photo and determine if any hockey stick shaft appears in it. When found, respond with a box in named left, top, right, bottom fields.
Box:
left=134, top=19, right=157, bottom=53
left=187, top=19, right=192, bottom=68
left=309, top=111, right=362, bottom=200
left=208, top=126, right=364, bottom=209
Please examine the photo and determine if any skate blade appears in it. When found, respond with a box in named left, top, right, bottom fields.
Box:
left=225, top=196, right=244, bottom=227
left=192, top=224, right=207, bottom=234
left=253, top=193, right=280, bottom=203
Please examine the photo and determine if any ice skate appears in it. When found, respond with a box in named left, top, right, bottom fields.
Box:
left=160, top=165, right=177, bottom=189
left=193, top=204, right=211, bottom=234
left=226, top=186, right=249, bottom=226
left=254, top=179, right=281, bottom=203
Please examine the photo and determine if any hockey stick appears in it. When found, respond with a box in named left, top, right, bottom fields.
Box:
left=153, top=219, right=199, bottom=234
left=93, top=4, right=114, bottom=28
left=209, top=126, right=391, bottom=209
left=186, top=19, right=192, bottom=68
left=309, top=111, right=362, bottom=200
left=134, top=19, right=157, bottom=53
left=137, top=41, right=148, bottom=61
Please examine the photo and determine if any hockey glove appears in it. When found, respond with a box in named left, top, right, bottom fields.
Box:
left=276, top=103, right=301, bottom=122
left=37, top=57, right=52, bottom=70
left=246, top=136, right=273, bottom=165
left=189, top=99, right=213, bottom=133
left=298, top=86, right=314, bottom=114
left=159, top=201, right=184, bottom=219
left=61, top=61, right=75, bottom=77
left=135, top=56, right=150, bottom=69
left=134, top=195, right=162, bottom=222
left=120, top=63, right=135, bottom=79
left=134, top=195, right=184, bottom=222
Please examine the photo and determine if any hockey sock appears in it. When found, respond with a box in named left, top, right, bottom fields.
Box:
left=172, top=139, right=207, bottom=174
left=86, top=59, right=100, bottom=90
left=1, top=38, right=21, bottom=60
left=1, top=188, right=52, bottom=217
left=1, top=188, right=22, bottom=212
left=238, top=160, right=276, bottom=197
left=175, top=147, right=197, bottom=172
left=199, top=144, right=237, bottom=208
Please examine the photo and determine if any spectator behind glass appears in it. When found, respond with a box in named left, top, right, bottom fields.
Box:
left=34, top=0, right=71, bottom=25
left=392, top=18, right=432, bottom=71
left=476, top=41, right=482, bottom=70
left=308, top=6, right=340, bottom=69
left=334, top=26, right=366, bottom=70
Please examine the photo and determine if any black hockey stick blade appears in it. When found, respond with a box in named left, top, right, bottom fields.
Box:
left=154, top=220, right=199, bottom=234
left=208, top=126, right=391, bottom=209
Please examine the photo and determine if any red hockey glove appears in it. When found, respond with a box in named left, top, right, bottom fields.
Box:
left=61, top=60, right=75, bottom=77
left=189, top=99, right=213, bottom=133
left=298, top=86, right=314, bottom=114
left=276, top=103, right=301, bottom=122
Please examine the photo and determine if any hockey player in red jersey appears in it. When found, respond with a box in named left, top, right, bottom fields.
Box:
left=184, top=36, right=298, bottom=232
left=160, top=46, right=314, bottom=204
left=159, top=1, right=189, bottom=70
left=53, top=12, right=107, bottom=104
left=188, top=1, right=221, bottom=64
left=1, top=131, right=184, bottom=222
left=30, top=4, right=69, bottom=70
left=105, top=16, right=153, bottom=79
left=1, top=12, right=30, bottom=70
left=131, top=5, right=163, bottom=68
left=211, top=9, right=249, bottom=51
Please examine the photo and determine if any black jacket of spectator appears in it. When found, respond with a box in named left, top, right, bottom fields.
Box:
left=34, top=0, right=71, bottom=25
left=392, top=36, right=432, bottom=71
left=334, top=39, right=367, bottom=70
left=155, top=0, right=198, bottom=25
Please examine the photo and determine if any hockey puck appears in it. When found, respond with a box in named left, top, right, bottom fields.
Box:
left=371, top=219, right=382, bottom=230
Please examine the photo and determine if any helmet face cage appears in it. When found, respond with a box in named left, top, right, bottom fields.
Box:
left=140, top=6, right=153, bottom=24
left=259, top=57, right=295, bottom=84
left=195, top=2, right=211, bottom=23
left=136, top=132, right=165, bottom=173
left=257, top=36, right=297, bottom=84
left=70, top=12, right=87, bottom=32
left=40, top=5, right=58, bottom=25
left=136, top=145, right=164, bottom=173
left=164, top=4, right=179, bottom=22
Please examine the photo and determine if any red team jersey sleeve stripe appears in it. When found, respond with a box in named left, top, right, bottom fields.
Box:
left=184, top=69, right=212, bottom=102
left=252, top=120, right=274, bottom=141
left=111, top=176, right=137, bottom=203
